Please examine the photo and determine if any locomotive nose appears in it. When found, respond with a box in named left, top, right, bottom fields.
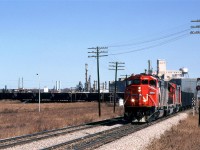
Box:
left=130, top=86, right=142, bottom=94
left=134, top=86, right=148, bottom=95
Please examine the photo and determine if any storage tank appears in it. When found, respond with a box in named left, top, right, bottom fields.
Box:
left=180, top=67, right=189, bottom=77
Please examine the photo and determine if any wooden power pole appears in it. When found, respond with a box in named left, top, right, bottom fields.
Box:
left=109, top=62, right=125, bottom=113
left=191, top=20, right=200, bottom=126
left=88, top=47, right=108, bottom=117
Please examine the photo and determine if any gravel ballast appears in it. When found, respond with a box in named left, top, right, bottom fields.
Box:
left=5, top=112, right=188, bottom=150
left=5, top=124, right=122, bottom=150
left=96, top=112, right=188, bottom=150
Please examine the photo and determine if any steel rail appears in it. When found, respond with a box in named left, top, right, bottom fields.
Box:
left=43, top=111, right=188, bottom=150
left=43, top=124, right=144, bottom=150
left=0, top=117, right=123, bottom=149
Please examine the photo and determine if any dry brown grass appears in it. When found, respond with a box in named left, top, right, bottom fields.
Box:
left=147, top=112, right=200, bottom=150
left=0, top=100, right=123, bottom=139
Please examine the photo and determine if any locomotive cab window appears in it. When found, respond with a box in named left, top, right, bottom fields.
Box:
left=132, top=79, right=140, bottom=85
left=127, top=79, right=140, bottom=85
left=127, top=80, right=132, bottom=86
left=150, top=80, right=156, bottom=87
left=142, top=80, right=148, bottom=84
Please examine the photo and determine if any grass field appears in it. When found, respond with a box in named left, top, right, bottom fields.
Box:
left=147, top=111, right=200, bottom=150
left=1, top=100, right=200, bottom=150
left=0, top=100, right=123, bottom=139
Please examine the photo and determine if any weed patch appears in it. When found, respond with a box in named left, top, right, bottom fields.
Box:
left=0, top=101, right=123, bottom=139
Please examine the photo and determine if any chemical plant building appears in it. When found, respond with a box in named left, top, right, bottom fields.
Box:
left=110, top=59, right=196, bottom=94
left=157, top=59, right=188, bottom=80
left=156, top=59, right=197, bottom=95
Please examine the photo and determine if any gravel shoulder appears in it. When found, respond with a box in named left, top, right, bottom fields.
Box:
left=96, top=112, right=189, bottom=150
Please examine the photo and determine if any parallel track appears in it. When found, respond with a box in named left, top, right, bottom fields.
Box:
left=0, top=111, right=189, bottom=150
left=0, top=117, right=123, bottom=149
left=43, top=123, right=143, bottom=150
left=43, top=112, right=184, bottom=150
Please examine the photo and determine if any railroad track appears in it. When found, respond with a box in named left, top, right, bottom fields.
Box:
left=0, top=117, right=123, bottom=149
left=42, top=123, right=140, bottom=150
left=0, top=111, right=188, bottom=150
left=43, top=112, right=184, bottom=150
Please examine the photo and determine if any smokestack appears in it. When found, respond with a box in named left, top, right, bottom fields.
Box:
left=59, top=81, right=61, bottom=92
left=56, top=81, right=58, bottom=91
left=148, top=60, right=153, bottom=74
left=22, top=77, right=24, bottom=89
left=88, top=75, right=91, bottom=92
left=18, top=78, right=20, bottom=89
left=85, top=64, right=88, bottom=92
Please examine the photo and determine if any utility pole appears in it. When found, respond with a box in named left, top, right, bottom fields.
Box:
left=109, top=62, right=125, bottom=113
left=36, top=74, right=41, bottom=113
left=190, top=19, right=200, bottom=34
left=196, top=78, right=200, bottom=126
left=88, top=46, right=108, bottom=117
left=191, top=20, right=200, bottom=126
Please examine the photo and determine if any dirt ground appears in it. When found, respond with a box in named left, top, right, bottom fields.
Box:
left=147, top=111, right=200, bottom=150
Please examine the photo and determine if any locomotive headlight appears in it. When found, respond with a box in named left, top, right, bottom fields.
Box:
left=131, top=98, right=135, bottom=103
left=138, top=87, right=141, bottom=92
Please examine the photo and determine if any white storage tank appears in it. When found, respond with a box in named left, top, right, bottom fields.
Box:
left=44, top=87, right=49, bottom=93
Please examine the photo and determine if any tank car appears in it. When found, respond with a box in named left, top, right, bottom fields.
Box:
left=124, top=74, right=181, bottom=122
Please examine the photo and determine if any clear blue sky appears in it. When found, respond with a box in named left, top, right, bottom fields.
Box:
left=0, top=0, right=199, bottom=89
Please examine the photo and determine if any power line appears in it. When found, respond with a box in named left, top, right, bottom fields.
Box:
left=108, top=29, right=190, bottom=48
left=191, top=19, right=200, bottom=22
left=88, top=46, right=108, bottom=117
left=109, top=33, right=190, bottom=56
left=105, top=23, right=190, bottom=48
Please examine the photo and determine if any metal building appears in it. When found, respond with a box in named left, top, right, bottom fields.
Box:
left=170, top=78, right=197, bottom=107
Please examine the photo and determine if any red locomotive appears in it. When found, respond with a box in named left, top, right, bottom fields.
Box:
left=124, top=74, right=181, bottom=122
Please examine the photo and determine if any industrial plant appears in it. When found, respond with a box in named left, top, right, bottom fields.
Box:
left=0, top=59, right=198, bottom=103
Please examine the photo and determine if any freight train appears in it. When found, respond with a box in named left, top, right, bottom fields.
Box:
left=124, top=74, right=194, bottom=122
